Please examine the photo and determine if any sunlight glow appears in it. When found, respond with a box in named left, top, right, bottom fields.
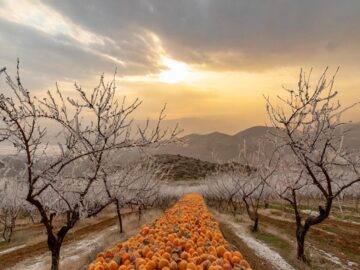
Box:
left=159, top=57, right=191, bottom=84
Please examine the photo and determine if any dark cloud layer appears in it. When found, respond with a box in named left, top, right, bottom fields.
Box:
left=44, top=0, right=360, bottom=70
left=1, top=0, right=360, bottom=90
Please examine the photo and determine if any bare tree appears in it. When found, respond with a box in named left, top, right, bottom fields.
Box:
left=265, top=68, right=360, bottom=263
left=351, top=183, right=360, bottom=213
left=202, top=140, right=276, bottom=232
left=239, top=140, right=276, bottom=232
left=105, top=156, right=162, bottom=233
left=0, top=176, right=25, bottom=242
left=203, top=170, right=243, bottom=216
left=0, top=62, right=178, bottom=270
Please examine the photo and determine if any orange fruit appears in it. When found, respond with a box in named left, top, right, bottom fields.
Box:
left=178, top=260, right=188, bottom=270
left=231, top=255, right=241, bottom=265
left=145, top=260, right=156, bottom=270
left=215, top=246, right=225, bottom=257
left=159, top=258, right=170, bottom=268
left=187, top=262, right=197, bottom=270
left=86, top=194, right=252, bottom=270
left=107, top=260, right=118, bottom=270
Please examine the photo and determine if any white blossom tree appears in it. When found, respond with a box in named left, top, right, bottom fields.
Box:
left=265, top=68, right=360, bottom=263
left=203, top=141, right=276, bottom=232
left=104, top=156, right=163, bottom=233
left=0, top=176, right=26, bottom=242
left=0, top=62, right=178, bottom=270
left=239, top=141, right=277, bottom=232
left=203, top=171, right=243, bottom=216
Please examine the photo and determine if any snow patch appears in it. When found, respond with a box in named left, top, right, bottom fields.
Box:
left=311, top=245, right=358, bottom=270
left=0, top=244, right=26, bottom=256
left=301, top=209, right=317, bottom=216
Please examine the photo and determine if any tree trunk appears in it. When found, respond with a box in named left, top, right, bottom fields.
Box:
left=243, top=198, right=260, bottom=232
left=50, top=243, right=61, bottom=270
left=252, top=215, right=259, bottom=232
left=264, top=199, right=269, bottom=209
left=29, top=214, right=36, bottom=224
left=296, top=224, right=309, bottom=263
left=47, top=222, right=72, bottom=270
left=2, top=225, right=13, bottom=242
left=232, top=201, right=237, bottom=217
left=115, top=201, right=123, bottom=234
left=355, top=196, right=359, bottom=213
left=47, top=231, right=63, bottom=270
left=138, top=206, right=142, bottom=221
left=336, top=196, right=344, bottom=218
left=2, top=213, right=16, bottom=242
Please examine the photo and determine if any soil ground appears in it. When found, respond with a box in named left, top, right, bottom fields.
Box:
left=1, top=198, right=359, bottom=270
left=213, top=205, right=360, bottom=270
left=0, top=208, right=163, bottom=270
left=220, top=222, right=279, bottom=270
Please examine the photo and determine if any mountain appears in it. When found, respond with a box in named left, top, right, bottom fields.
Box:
left=0, top=156, right=26, bottom=177
left=157, top=124, right=360, bottom=163
left=157, top=126, right=277, bottom=163
left=341, top=123, right=360, bottom=150
left=2, top=124, right=360, bottom=173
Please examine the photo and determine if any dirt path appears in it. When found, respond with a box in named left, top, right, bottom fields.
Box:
left=2, top=209, right=163, bottom=270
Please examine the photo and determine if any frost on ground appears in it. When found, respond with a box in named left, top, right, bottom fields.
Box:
left=4, top=209, right=162, bottom=270
left=214, top=211, right=296, bottom=270
left=10, top=226, right=119, bottom=270
left=310, top=245, right=358, bottom=270
left=301, top=209, right=317, bottom=216
left=0, top=244, right=26, bottom=256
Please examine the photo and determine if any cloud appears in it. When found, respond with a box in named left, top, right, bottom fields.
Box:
left=2, top=0, right=360, bottom=88
left=43, top=0, right=360, bottom=71
left=0, top=1, right=167, bottom=91
left=0, top=0, right=107, bottom=46
left=1, top=0, right=360, bottom=134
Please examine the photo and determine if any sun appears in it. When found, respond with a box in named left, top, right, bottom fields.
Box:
left=159, top=57, right=190, bottom=84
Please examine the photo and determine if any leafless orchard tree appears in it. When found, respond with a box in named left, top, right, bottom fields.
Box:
left=0, top=176, right=26, bottom=242
left=104, top=156, right=163, bottom=233
left=239, top=141, right=277, bottom=232
left=203, top=141, right=276, bottom=232
left=350, top=183, right=360, bottom=213
left=153, top=184, right=189, bottom=210
left=129, top=160, right=165, bottom=221
left=265, top=68, right=360, bottom=263
left=203, top=171, right=243, bottom=216
left=0, top=62, right=179, bottom=270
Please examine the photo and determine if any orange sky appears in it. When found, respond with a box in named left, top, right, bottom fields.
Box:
left=1, top=0, right=360, bottom=135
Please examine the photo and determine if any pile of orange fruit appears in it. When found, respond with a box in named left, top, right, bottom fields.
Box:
left=88, top=193, right=251, bottom=270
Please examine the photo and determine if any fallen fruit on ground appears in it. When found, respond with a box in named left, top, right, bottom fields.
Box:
left=88, top=193, right=252, bottom=270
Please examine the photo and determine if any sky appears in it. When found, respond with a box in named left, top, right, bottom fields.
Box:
left=1, top=0, right=360, bottom=135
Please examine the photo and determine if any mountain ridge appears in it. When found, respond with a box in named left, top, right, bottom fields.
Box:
left=158, top=123, right=360, bottom=163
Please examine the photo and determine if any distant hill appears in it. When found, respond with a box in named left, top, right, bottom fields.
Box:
left=157, top=126, right=278, bottom=163
left=156, top=124, right=360, bottom=163
left=341, top=123, right=360, bottom=150
left=1, top=124, right=360, bottom=177
left=0, top=156, right=26, bottom=177
left=152, top=154, right=251, bottom=181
